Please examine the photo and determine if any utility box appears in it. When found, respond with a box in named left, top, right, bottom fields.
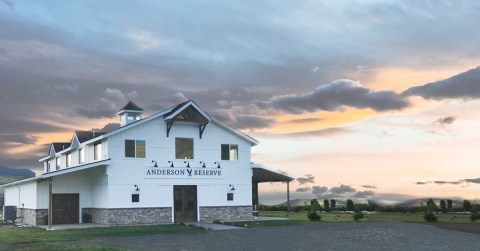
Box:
left=3, top=206, right=17, bottom=222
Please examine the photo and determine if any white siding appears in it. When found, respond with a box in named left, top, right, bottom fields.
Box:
left=3, top=181, right=38, bottom=209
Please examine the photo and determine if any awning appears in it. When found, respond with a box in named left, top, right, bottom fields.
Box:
left=251, top=163, right=294, bottom=183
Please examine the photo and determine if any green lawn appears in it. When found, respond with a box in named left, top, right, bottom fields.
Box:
left=258, top=211, right=479, bottom=224
left=0, top=224, right=198, bottom=244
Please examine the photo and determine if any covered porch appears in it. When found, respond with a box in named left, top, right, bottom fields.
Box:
left=251, top=163, right=294, bottom=217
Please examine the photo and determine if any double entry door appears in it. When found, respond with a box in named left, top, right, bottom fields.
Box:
left=173, top=185, right=197, bottom=223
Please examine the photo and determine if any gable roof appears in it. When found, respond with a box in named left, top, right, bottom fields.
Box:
left=75, top=130, right=107, bottom=143
left=119, top=100, right=144, bottom=112
left=52, top=142, right=71, bottom=153
left=164, top=100, right=211, bottom=123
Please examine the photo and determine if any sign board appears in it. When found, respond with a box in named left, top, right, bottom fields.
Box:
left=145, top=167, right=222, bottom=179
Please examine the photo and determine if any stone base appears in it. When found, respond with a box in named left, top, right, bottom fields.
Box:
left=17, top=208, right=48, bottom=226
left=82, top=207, right=172, bottom=225
left=199, top=206, right=253, bottom=221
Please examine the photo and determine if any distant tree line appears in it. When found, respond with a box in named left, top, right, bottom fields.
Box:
left=259, top=199, right=480, bottom=214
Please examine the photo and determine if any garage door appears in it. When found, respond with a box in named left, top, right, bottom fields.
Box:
left=52, top=193, right=79, bottom=224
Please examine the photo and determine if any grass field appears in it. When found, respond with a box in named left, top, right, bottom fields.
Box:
left=0, top=224, right=198, bottom=244
left=259, top=211, right=479, bottom=223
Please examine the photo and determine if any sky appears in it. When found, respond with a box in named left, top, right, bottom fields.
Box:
left=1, top=0, right=480, bottom=205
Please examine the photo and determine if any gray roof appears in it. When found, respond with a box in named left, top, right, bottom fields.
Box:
left=119, top=100, right=144, bottom=112
left=52, top=142, right=71, bottom=153
left=75, top=130, right=107, bottom=143
left=252, top=163, right=294, bottom=183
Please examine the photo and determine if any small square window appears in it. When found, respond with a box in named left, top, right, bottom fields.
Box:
left=227, top=193, right=234, bottom=201
left=132, top=194, right=140, bottom=203
left=176, top=138, right=194, bottom=159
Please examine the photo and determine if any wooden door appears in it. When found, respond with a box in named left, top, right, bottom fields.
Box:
left=174, top=186, right=197, bottom=223
left=52, top=193, right=79, bottom=224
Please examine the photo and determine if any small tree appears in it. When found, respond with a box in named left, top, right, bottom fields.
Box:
left=323, top=199, right=330, bottom=212
left=463, top=200, right=472, bottom=212
left=346, top=199, right=355, bottom=211
left=426, top=199, right=438, bottom=213
left=440, top=200, right=447, bottom=213
left=310, top=199, right=321, bottom=212
left=330, top=199, right=336, bottom=210
left=447, top=199, right=453, bottom=211
left=353, top=212, right=364, bottom=222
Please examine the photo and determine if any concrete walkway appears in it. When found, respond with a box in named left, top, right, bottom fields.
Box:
left=38, top=223, right=110, bottom=231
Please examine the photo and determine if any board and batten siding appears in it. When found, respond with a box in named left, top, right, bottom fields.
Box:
left=105, top=116, right=253, bottom=209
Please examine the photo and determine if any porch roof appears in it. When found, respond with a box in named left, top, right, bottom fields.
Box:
left=251, top=163, right=294, bottom=183
left=42, top=159, right=111, bottom=178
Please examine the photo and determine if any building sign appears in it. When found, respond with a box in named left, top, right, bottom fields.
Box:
left=144, top=167, right=222, bottom=179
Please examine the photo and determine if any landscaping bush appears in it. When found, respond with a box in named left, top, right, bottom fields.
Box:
left=423, top=212, right=437, bottom=222
left=470, top=213, right=480, bottom=222
left=353, top=212, right=364, bottom=222
left=307, top=211, right=321, bottom=221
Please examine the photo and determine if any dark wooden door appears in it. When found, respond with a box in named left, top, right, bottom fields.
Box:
left=174, top=186, right=197, bottom=222
left=52, top=193, right=79, bottom=224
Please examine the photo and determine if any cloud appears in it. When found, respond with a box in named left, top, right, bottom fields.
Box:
left=403, top=67, right=480, bottom=100
left=464, top=178, right=480, bottom=184
left=255, top=79, right=410, bottom=114
left=210, top=108, right=276, bottom=130
left=0, top=134, right=37, bottom=145
left=296, top=174, right=315, bottom=185
left=362, top=185, right=377, bottom=189
left=354, top=190, right=375, bottom=198
left=75, top=88, right=130, bottom=118
left=2, top=0, right=15, bottom=9
left=311, top=186, right=328, bottom=195
left=434, top=116, right=456, bottom=128
left=434, top=180, right=464, bottom=185
left=126, top=30, right=162, bottom=51
left=286, top=118, right=323, bottom=124
left=415, top=182, right=430, bottom=185
left=296, top=187, right=312, bottom=192
left=283, top=127, right=352, bottom=138
left=329, top=184, right=357, bottom=195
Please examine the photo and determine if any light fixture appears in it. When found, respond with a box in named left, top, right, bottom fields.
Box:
left=215, top=162, right=221, bottom=168
left=229, top=185, right=235, bottom=191
left=184, top=161, right=190, bottom=168
left=168, top=161, right=174, bottom=168
left=199, top=161, right=206, bottom=168
left=134, top=185, right=140, bottom=192
left=152, top=160, right=158, bottom=167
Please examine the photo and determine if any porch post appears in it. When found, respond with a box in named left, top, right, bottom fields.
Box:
left=48, top=178, right=52, bottom=229
left=287, top=181, right=290, bottom=218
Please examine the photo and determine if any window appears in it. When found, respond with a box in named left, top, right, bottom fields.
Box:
left=79, top=148, right=85, bottom=164
left=221, top=144, right=238, bottom=161
left=227, top=193, right=234, bottom=201
left=94, top=142, right=102, bottom=160
left=46, top=161, right=50, bottom=172
left=132, top=194, right=140, bottom=203
left=176, top=138, right=194, bottom=159
left=66, top=153, right=72, bottom=167
left=56, top=157, right=60, bottom=170
left=125, top=140, right=146, bottom=158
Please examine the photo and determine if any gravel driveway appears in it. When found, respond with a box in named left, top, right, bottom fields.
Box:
left=4, top=221, right=480, bottom=250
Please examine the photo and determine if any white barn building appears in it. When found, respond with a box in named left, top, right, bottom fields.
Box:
left=1, top=100, right=292, bottom=226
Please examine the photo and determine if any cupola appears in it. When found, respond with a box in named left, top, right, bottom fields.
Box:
left=117, top=101, right=144, bottom=126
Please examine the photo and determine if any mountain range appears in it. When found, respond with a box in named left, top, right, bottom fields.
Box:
left=0, top=165, right=35, bottom=186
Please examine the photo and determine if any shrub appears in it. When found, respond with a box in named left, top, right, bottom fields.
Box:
left=307, top=211, right=321, bottom=221
left=353, top=212, right=364, bottom=222
left=423, top=212, right=437, bottom=222
left=470, top=213, right=480, bottom=222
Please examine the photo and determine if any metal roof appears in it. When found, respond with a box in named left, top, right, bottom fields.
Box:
left=251, top=163, right=294, bottom=183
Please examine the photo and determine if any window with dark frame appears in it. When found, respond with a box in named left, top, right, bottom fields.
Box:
left=56, top=157, right=60, bottom=170
left=132, top=194, right=140, bottom=203
left=176, top=138, right=194, bottom=159
left=46, top=162, right=50, bottom=172
left=125, top=140, right=146, bottom=158
left=79, top=148, right=85, bottom=164
left=66, top=152, right=71, bottom=167
left=227, top=193, right=234, bottom=201
left=221, top=144, right=238, bottom=161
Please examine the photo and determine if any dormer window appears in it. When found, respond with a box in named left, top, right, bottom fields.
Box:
left=66, top=153, right=72, bottom=167
left=56, top=157, right=60, bottom=170
left=79, top=148, right=85, bottom=164
left=94, top=142, right=102, bottom=160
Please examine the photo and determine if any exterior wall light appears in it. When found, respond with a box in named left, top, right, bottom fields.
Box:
left=152, top=160, right=158, bottom=167
left=215, top=162, right=221, bottom=168
left=229, top=185, right=235, bottom=191
left=134, top=185, right=140, bottom=192
left=184, top=161, right=190, bottom=168
left=168, top=161, right=174, bottom=168
left=199, top=161, right=206, bottom=168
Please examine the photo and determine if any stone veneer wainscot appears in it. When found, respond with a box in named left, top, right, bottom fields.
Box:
left=199, top=206, right=253, bottom=221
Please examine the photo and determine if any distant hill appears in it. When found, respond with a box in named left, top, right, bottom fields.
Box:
left=277, top=198, right=479, bottom=208
left=0, top=165, right=35, bottom=178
